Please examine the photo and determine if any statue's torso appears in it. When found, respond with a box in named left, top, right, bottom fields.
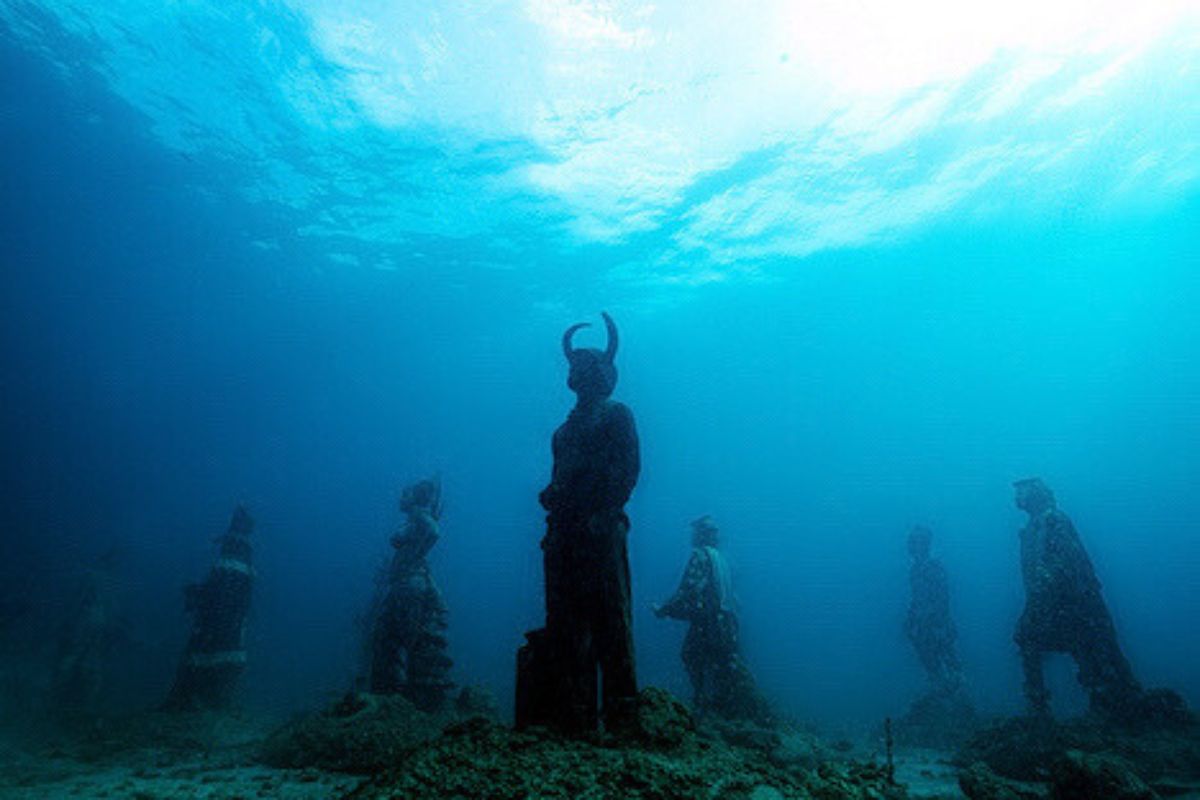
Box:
left=1019, top=509, right=1103, bottom=616
left=545, top=399, right=639, bottom=524
left=908, top=558, right=951, bottom=637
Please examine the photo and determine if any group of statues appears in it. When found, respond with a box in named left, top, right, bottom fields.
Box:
left=900, top=477, right=1187, bottom=741
left=40, top=508, right=255, bottom=717
left=44, top=312, right=1189, bottom=741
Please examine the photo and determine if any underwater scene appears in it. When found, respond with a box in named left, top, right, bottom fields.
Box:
left=2, top=2, right=1199, bottom=798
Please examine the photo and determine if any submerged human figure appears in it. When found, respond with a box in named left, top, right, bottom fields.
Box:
left=49, top=547, right=129, bottom=715
left=163, top=505, right=254, bottom=711
left=904, top=525, right=963, bottom=695
left=654, top=516, right=769, bottom=723
left=367, top=477, right=453, bottom=711
left=516, top=312, right=640, bottom=735
left=1013, top=478, right=1186, bottom=725
left=895, top=525, right=975, bottom=746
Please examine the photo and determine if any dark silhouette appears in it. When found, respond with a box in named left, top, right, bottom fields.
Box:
left=49, top=547, right=128, bottom=716
left=905, top=525, right=963, bottom=695
left=1013, top=478, right=1186, bottom=725
left=163, top=506, right=254, bottom=711
left=516, top=312, right=640, bottom=735
left=655, top=516, right=769, bottom=723
left=896, top=525, right=975, bottom=746
left=367, top=477, right=453, bottom=711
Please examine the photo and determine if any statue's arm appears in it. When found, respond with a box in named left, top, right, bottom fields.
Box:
left=658, top=550, right=706, bottom=619
left=1042, top=513, right=1084, bottom=585
left=392, top=514, right=439, bottom=562
left=539, top=429, right=564, bottom=510
left=606, top=403, right=640, bottom=507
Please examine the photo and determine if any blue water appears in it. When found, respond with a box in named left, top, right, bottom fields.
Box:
left=1, top=1, right=1198, bottom=729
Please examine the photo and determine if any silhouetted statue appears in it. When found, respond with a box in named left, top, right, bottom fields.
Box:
left=905, top=525, right=963, bottom=695
left=1013, top=478, right=1186, bottom=726
left=163, top=506, right=254, bottom=711
left=896, top=525, right=975, bottom=746
left=516, top=312, right=640, bottom=735
left=367, top=477, right=453, bottom=711
left=655, top=516, right=770, bottom=723
left=49, top=547, right=129, bottom=716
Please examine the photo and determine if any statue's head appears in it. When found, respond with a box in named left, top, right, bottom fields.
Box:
left=400, top=477, right=441, bottom=517
left=907, top=525, right=933, bottom=560
left=562, top=312, right=619, bottom=401
left=1013, top=477, right=1055, bottom=515
left=229, top=505, right=254, bottom=537
left=691, top=515, right=720, bottom=548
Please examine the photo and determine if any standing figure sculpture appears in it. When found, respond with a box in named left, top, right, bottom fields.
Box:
left=163, top=506, right=254, bottom=711
left=905, top=525, right=963, bottom=696
left=516, top=312, right=641, bottom=735
left=654, top=516, right=769, bottom=723
left=896, top=525, right=974, bottom=746
left=367, top=477, right=453, bottom=712
left=1013, top=478, right=1186, bottom=725
left=49, top=547, right=129, bottom=716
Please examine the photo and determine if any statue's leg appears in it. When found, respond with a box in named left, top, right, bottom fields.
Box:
left=1073, top=606, right=1140, bottom=721
left=1016, top=613, right=1050, bottom=715
left=599, top=537, right=638, bottom=731
left=539, top=536, right=593, bottom=732
left=714, top=613, right=763, bottom=721
left=555, top=616, right=597, bottom=733
left=404, top=590, right=453, bottom=711
left=368, top=600, right=400, bottom=694
left=562, top=554, right=601, bottom=733
left=1020, top=645, right=1049, bottom=715
left=681, top=626, right=706, bottom=709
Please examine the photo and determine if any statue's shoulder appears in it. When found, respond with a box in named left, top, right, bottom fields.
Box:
left=1043, top=509, right=1077, bottom=537
left=927, top=558, right=948, bottom=580
left=603, top=400, right=636, bottom=425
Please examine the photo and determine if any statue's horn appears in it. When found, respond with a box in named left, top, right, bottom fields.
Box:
left=602, top=312, right=618, bottom=362
left=562, top=322, right=590, bottom=359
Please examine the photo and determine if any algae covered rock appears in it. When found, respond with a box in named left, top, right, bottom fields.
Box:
left=894, top=689, right=978, bottom=749
left=701, top=715, right=827, bottom=774
left=259, top=692, right=442, bottom=774
left=958, top=713, right=1200, bottom=786
left=1050, top=750, right=1156, bottom=800
left=347, top=688, right=905, bottom=800
left=453, top=684, right=499, bottom=719
left=766, top=728, right=825, bottom=772
left=958, top=761, right=1046, bottom=800
left=957, top=716, right=1070, bottom=782
left=628, top=686, right=694, bottom=748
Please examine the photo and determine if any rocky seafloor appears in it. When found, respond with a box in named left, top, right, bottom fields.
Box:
left=0, top=688, right=905, bottom=799
left=952, top=713, right=1200, bottom=800
left=3, top=692, right=1200, bottom=799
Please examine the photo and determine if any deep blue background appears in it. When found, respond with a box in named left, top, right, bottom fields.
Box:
left=2, top=11, right=1198, bottom=729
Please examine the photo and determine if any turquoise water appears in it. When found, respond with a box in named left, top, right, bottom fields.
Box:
left=1, top=1, right=1198, bottom=727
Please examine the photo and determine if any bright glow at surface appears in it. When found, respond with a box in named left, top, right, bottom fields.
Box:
left=2, top=0, right=1198, bottom=282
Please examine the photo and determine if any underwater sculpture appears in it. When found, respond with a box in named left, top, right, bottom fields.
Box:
left=1013, top=478, right=1186, bottom=725
left=904, top=525, right=964, bottom=696
left=163, top=505, right=254, bottom=711
left=366, top=477, right=453, bottom=712
left=516, top=312, right=641, bottom=735
left=49, top=547, right=128, bottom=715
left=654, top=515, right=770, bottom=723
left=896, top=525, right=974, bottom=745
